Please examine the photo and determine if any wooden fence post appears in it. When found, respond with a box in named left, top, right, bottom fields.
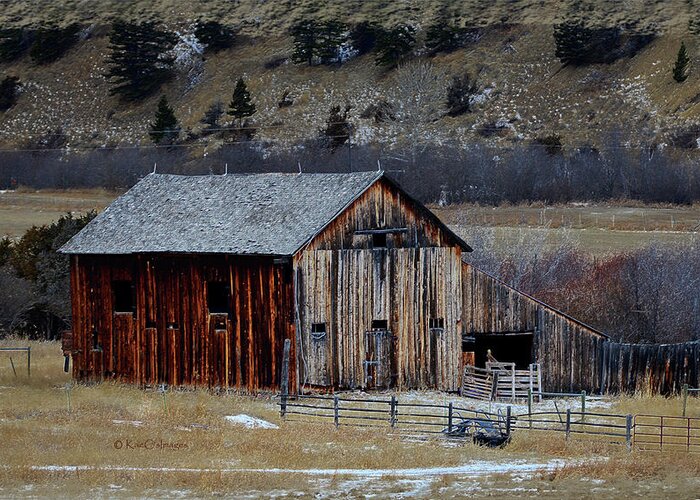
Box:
left=333, top=395, right=339, bottom=428
left=390, top=395, right=397, bottom=428
left=491, top=371, right=499, bottom=401
left=682, top=384, right=689, bottom=417
left=506, top=406, right=512, bottom=437
left=625, top=414, right=633, bottom=451
left=448, top=402, right=453, bottom=433
left=280, top=339, right=290, bottom=418
left=581, top=391, right=586, bottom=423
left=565, top=409, right=571, bottom=440
left=27, top=347, right=30, bottom=377
left=527, top=388, right=533, bottom=429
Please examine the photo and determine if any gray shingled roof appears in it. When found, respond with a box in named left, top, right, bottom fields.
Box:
left=60, top=171, right=383, bottom=255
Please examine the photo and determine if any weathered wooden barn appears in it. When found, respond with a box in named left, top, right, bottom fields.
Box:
left=60, top=171, right=700, bottom=394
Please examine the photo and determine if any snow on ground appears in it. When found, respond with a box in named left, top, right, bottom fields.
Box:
left=24, top=458, right=574, bottom=476
left=111, top=419, right=144, bottom=427
left=335, top=389, right=613, bottom=414
left=224, top=414, right=279, bottom=429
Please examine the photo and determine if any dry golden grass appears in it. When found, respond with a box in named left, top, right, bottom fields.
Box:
left=1, top=339, right=700, bottom=496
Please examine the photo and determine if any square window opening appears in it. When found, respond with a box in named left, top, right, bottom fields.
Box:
left=207, top=282, right=230, bottom=314
left=371, top=319, right=388, bottom=330
left=112, top=280, right=134, bottom=313
left=311, top=322, right=327, bottom=341
left=429, top=318, right=445, bottom=330
left=372, top=233, right=387, bottom=248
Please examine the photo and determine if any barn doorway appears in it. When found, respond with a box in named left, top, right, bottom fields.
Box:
left=363, top=320, right=393, bottom=389
left=473, top=332, right=534, bottom=369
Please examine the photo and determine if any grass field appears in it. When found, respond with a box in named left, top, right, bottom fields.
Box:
left=2, top=188, right=698, bottom=255
left=0, top=339, right=699, bottom=498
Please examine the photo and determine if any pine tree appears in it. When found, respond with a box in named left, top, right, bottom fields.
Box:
left=375, top=24, right=416, bottom=68
left=322, top=104, right=352, bottom=151
left=29, top=24, right=81, bottom=64
left=104, top=21, right=177, bottom=101
left=194, top=20, right=235, bottom=53
left=290, top=20, right=319, bottom=65
left=350, top=21, right=380, bottom=56
left=0, top=28, right=32, bottom=62
left=425, top=21, right=460, bottom=55
left=673, top=41, right=690, bottom=83
left=0, top=76, right=20, bottom=112
left=149, top=95, right=180, bottom=145
left=553, top=20, right=590, bottom=65
left=317, top=21, right=347, bottom=64
left=227, top=78, right=256, bottom=127
left=200, top=100, right=224, bottom=132
left=446, top=73, right=479, bottom=116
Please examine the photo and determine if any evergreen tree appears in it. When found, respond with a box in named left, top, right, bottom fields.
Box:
left=290, top=20, right=347, bottom=65
left=0, top=28, right=32, bottom=62
left=29, top=24, right=81, bottom=64
left=290, top=20, right=319, bottom=65
left=0, top=76, right=20, bottom=112
left=446, top=73, right=479, bottom=116
left=425, top=21, right=461, bottom=55
left=553, top=20, right=590, bottom=65
left=149, top=95, right=180, bottom=145
left=227, top=78, right=256, bottom=127
left=350, top=21, right=380, bottom=56
left=322, top=104, right=352, bottom=151
left=673, top=41, right=690, bottom=83
left=317, top=21, right=347, bottom=64
left=375, top=24, right=416, bottom=68
left=194, top=20, right=235, bottom=53
left=105, top=21, right=177, bottom=101
left=200, top=100, right=224, bottom=131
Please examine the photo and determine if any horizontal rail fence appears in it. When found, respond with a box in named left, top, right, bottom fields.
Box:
left=280, top=394, right=699, bottom=453
left=280, top=394, right=507, bottom=435
left=634, top=415, right=700, bottom=452
left=515, top=409, right=632, bottom=448
left=461, top=363, right=541, bottom=402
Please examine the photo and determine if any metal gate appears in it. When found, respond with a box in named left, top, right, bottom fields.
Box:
left=634, top=415, right=700, bottom=452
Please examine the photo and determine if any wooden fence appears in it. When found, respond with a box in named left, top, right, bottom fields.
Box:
left=279, top=393, right=699, bottom=452
left=460, top=363, right=541, bottom=402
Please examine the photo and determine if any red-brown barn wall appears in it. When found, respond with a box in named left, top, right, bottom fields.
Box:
left=69, top=254, right=295, bottom=391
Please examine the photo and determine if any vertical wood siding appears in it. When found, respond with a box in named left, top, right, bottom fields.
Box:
left=296, top=248, right=463, bottom=391
left=69, top=254, right=295, bottom=391
left=305, top=180, right=463, bottom=251
left=462, top=262, right=700, bottom=394
left=462, top=262, right=608, bottom=393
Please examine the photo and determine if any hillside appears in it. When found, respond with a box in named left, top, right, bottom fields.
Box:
left=1, top=1, right=700, bottom=154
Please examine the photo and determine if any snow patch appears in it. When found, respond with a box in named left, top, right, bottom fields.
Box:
left=224, top=414, right=279, bottom=429
left=112, top=419, right=144, bottom=427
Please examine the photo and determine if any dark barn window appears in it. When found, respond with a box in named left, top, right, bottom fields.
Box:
left=371, top=319, right=388, bottom=330
left=112, top=281, right=134, bottom=313
left=311, top=322, right=327, bottom=341
left=372, top=233, right=387, bottom=248
left=207, top=281, right=230, bottom=314
left=429, top=318, right=445, bottom=330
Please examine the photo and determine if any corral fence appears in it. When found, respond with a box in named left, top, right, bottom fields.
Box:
left=280, top=393, right=511, bottom=437
left=0, top=347, right=31, bottom=377
left=634, top=415, right=700, bottom=452
left=279, top=393, right=699, bottom=452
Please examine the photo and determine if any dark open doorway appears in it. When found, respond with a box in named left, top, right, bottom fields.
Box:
left=474, top=332, right=534, bottom=369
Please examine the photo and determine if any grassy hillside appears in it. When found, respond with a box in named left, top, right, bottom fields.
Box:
left=1, top=1, right=700, bottom=152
